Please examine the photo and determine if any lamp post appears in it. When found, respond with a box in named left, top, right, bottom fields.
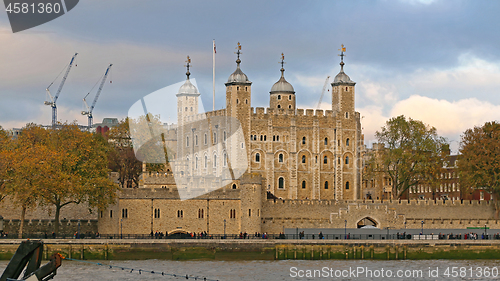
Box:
left=404, top=221, right=407, bottom=229
left=344, top=220, right=347, bottom=240
left=485, top=224, right=487, bottom=239
left=77, top=219, right=80, bottom=239
left=421, top=220, right=424, bottom=235
left=223, top=219, right=226, bottom=239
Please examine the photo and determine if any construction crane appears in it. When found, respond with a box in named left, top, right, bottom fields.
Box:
left=316, top=76, right=331, bottom=109
left=45, top=53, right=78, bottom=129
left=81, top=63, right=113, bottom=130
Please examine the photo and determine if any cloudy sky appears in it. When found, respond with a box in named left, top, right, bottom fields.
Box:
left=1, top=0, right=500, bottom=153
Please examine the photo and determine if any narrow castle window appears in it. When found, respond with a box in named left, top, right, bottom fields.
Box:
left=288, top=105, right=291, bottom=109
left=302, top=181, right=306, bottom=189
left=278, top=95, right=281, bottom=100
left=223, top=153, right=227, bottom=167
left=345, top=156, right=349, bottom=165
left=204, top=155, right=208, bottom=168
left=345, top=181, right=350, bottom=190
left=324, top=137, right=328, bottom=145
left=186, top=136, right=189, bottom=147
left=110, top=210, right=113, bottom=218
left=213, top=132, right=217, bottom=144
left=346, top=112, right=349, bottom=119
left=255, top=153, right=260, bottom=163
left=289, top=95, right=292, bottom=100
left=195, top=135, right=198, bottom=146
left=302, top=155, right=306, bottom=163
left=195, top=157, right=198, bottom=169
left=190, top=107, right=193, bottom=111
left=278, top=177, right=284, bottom=189
left=346, top=138, right=350, bottom=146
left=260, top=135, right=263, bottom=141
left=245, top=99, right=248, bottom=104
left=213, top=155, right=217, bottom=168
left=237, top=99, right=239, bottom=104
left=324, top=181, right=329, bottom=189
left=245, top=87, right=248, bottom=91
left=302, top=136, right=306, bottom=145
left=278, top=153, right=283, bottom=163
left=223, top=131, right=226, bottom=141
left=232, top=184, right=237, bottom=189
left=249, top=209, right=252, bottom=217
left=204, top=134, right=207, bottom=145
left=277, top=135, right=279, bottom=141
left=277, top=104, right=281, bottom=109
left=264, top=135, right=266, bottom=141
left=324, top=156, right=328, bottom=164
left=177, top=210, right=183, bottom=218
left=237, top=87, right=240, bottom=91
left=185, top=107, right=188, bottom=111
left=346, top=87, right=348, bottom=91
left=273, top=136, right=275, bottom=141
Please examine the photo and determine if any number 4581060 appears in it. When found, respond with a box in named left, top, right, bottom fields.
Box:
left=5, top=2, right=61, bottom=14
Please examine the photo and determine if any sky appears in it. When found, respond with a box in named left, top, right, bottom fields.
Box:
left=1, top=0, right=500, bottom=153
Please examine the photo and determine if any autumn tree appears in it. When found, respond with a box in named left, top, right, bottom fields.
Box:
left=369, top=115, right=448, bottom=199
left=458, top=121, right=500, bottom=217
left=38, top=124, right=118, bottom=234
left=4, top=124, right=50, bottom=238
left=0, top=126, right=10, bottom=202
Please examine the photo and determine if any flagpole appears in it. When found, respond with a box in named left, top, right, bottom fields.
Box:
left=212, top=39, right=216, bottom=111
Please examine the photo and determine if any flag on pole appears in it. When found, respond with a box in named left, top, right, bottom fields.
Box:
left=214, top=41, right=216, bottom=54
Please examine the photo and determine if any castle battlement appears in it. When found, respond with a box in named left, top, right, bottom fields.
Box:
left=250, top=107, right=337, bottom=120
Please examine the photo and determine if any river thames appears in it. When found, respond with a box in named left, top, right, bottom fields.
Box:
left=2, top=259, right=500, bottom=280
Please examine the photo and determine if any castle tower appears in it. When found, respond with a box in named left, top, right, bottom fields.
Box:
left=176, top=56, right=200, bottom=174
left=331, top=45, right=360, bottom=200
left=269, top=53, right=295, bottom=110
left=225, top=43, right=252, bottom=164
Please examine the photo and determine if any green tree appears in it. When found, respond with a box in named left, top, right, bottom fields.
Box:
left=458, top=121, right=500, bottom=217
left=371, top=115, right=448, bottom=199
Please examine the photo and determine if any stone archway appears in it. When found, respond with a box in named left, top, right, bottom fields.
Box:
left=357, top=217, right=378, bottom=228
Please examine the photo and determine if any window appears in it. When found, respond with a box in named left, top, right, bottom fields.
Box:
left=324, top=156, right=328, bottom=164
left=204, top=134, right=207, bottom=145
left=278, top=177, right=284, bottom=189
left=264, top=135, right=266, bottom=141
left=289, top=95, right=292, bottom=100
left=245, top=99, right=248, bottom=104
left=186, top=136, right=189, bottom=147
left=204, top=155, right=208, bottom=168
left=279, top=153, right=283, bottom=163
left=232, top=184, right=237, bottom=189
left=190, top=107, right=193, bottom=111
left=223, top=153, right=227, bottom=167
left=177, top=210, right=183, bottom=218
left=302, top=181, right=306, bottom=189
left=122, top=208, right=128, bottom=218
left=100, top=211, right=103, bottom=218
left=230, top=209, right=236, bottom=219
left=248, top=209, right=252, bottom=217
left=223, top=131, right=227, bottom=141
left=302, top=136, right=306, bottom=144
left=289, top=105, right=291, bottom=109
left=278, top=95, right=281, bottom=100
left=236, top=99, right=239, bottom=104
left=273, top=135, right=275, bottom=141
left=260, top=135, right=263, bottom=141
left=346, top=138, right=350, bottom=146
left=302, top=155, right=306, bottom=163
left=346, top=112, right=349, bottom=118
left=110, top=210, right=113, bottom=218
left=195, top=156, right=198, bottom=169
left=345, top=181, right=350, bottom=190
left=198, top=209, right=204, bottom=218
left=345, top=156, right=349, bottom=165
left=277, top=104, right=281, bottom=108
left=195, top=135, right=198, bottom=145
left=276, top=135, right=279, bottom=141
left=324, top=181, right=329, bottom=189
left=324, top=137, right=328, bottom=145
left=255, top=153, right=260, bottom=162
left=338, top=157, right=340, bottom=164
left=154, top=208, right=160, bottom=218
left=185, top=107, right=188, bottom=111
left=213, top=132, right=217, bottom=144
left=213, top=154, right=217, bottom=168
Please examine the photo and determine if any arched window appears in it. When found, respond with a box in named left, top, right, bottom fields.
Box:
left=302, top=155, right=306, bottom=163
left=279, top=153, right=283, bottom=163
left=213, top=154, right=217, bottom=168
left=264, top=135, right=266, bottom=141
left=278, top=95, right=281, bottom=100
left=260, top=135, right=263, bottom=141
left=302, top=181, right=306, bottom=189
left=345, top=181, right=350, bottom=190
left=195, top=135, right=198, bottom=146
left=324, top=137, right=328, bottom=145
left=213, top=132, right=217, bottom=144
left=302, top=136, right=306, bottom=144
left=185, top=107, right=188, bottom=111
left=223, top=131, right=227, bottom=141
left=345, top=112, right=349, bottom=118
left=232, top=184, right=237, bottom=189
left=186, top=136, right=189, bottom=147
left=345, top=156, right=349, bottom=164
left=204, top=155, right=208, bottom=168
left=277, top=104, right=281, bottom=108
left=289, top=95, right=292, bottom=100
left=190, top=107, right=193, bottom=111
left=276, top=135, right=279, bottom=141
left=324, top=156, right=328, bottom=164
left=278, top=177, right=284, bottom=189
left=223, top=153, right=227, bottom=167
left=195, top=156, right=198, bottom=169
left=204, top=134, right=207, bottom=145
left=346, top=138, right=350, bottom=146
left=324, top=181, right=329, bottom=189
left=255, top=153, right=260, bottom=163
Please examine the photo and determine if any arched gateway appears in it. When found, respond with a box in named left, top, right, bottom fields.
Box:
left=357, top=217, right=379, bottom=228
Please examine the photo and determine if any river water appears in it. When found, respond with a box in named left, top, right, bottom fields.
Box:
left=2, top=259, right=500, bottom=280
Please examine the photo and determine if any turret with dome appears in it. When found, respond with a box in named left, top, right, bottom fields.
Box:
left=269, top=53, right=296, bottom=110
